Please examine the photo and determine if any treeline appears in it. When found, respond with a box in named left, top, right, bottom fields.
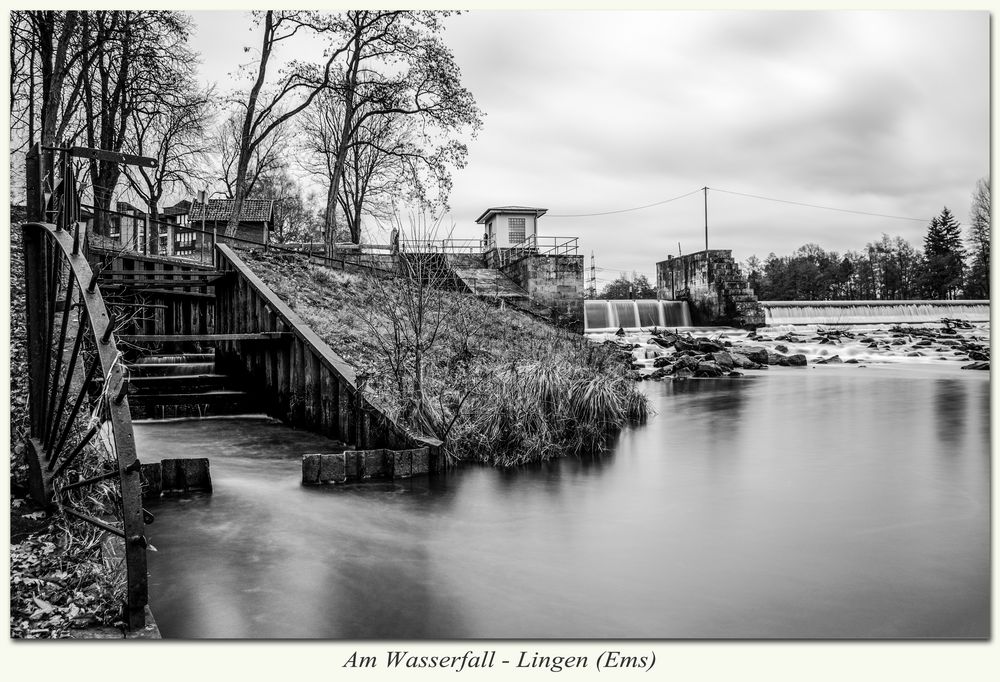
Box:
left=745, top=181, right=990, bottom=301
left=9, top=10, right=483, bottom=255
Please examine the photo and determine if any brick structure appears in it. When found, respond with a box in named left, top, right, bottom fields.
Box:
left=656, top=249, right=763, bottom=327
left=506, top=253, right=585, bottom=325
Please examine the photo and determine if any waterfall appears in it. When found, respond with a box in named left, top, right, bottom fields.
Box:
left=584, top=299, right=692, bottom=332
left=762, top=300, right=990, bottom=326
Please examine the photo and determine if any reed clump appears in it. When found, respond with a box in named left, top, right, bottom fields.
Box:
left=442, top=360, right=648, bottom=466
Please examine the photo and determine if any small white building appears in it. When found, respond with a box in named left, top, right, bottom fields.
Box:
left=476, top=206, right=548, bottom=250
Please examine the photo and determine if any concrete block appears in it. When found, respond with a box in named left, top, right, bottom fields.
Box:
left=392, top=450, right=413, bottom=479
left=362, top=449, right=388, bottom=479
left=140, top=462, right=162, bottom=500
left=180, top=458, right=212, bottom=492
left=320, top=452, right=347, bottom=483
left=302, top=454, right=322, bottom=485
left=160, top=459, right=180, bottom=491
left=411, top=447, right=430, bottom=476
left=345, top=451, right=361, bottom=479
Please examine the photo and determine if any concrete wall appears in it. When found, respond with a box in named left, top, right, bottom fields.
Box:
left=508, top=254, right=585, bottom=323
left=656, top=250, right=763, bottom=327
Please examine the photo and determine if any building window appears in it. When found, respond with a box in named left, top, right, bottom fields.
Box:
left=508, top=217, right=525, bottom=244
left=175, top=230, right=196, bottom=251
left=108, top=220, right=121, bottom=239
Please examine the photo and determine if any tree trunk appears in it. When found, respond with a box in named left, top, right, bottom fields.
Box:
left=146, top=201, right=159, bottom=255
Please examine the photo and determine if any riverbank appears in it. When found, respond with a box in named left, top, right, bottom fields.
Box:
left=241, top=250, right=647, bottom=466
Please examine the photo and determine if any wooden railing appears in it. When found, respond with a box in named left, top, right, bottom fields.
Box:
left=213, top=244, right=442, bottom=458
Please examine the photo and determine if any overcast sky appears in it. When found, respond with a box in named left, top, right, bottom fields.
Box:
left=189, top=10, right=989, bottom=285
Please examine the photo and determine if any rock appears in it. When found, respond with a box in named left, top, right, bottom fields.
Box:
left=730, top=352, right=755, bottom=369
left=767, top=351, right=788, bottom=366
left=695, top=361, right=724, bottom=377
left=672, top=367, right=693, bottom=379
left=775, top=344, right=789, bottom=354
left=649, top=368, right=670, bottom=380
left=820, top=355, right=843, bottom=364
left=649, top=333, right=678, bottom=349
left=711, top=351, right=735, bottom=370
left=615, top=327, right=626, bottom=336
left=961, top=361, right=990, bottom=370
left=727, top=371, right=744, bottom=377
left=786, top=354, right=808, bottom=366
left=968, top=350, right=989, bottom=361
left=652, top=356, right=672, bottom=368
left=906, top=351, right=924, bottom=357
left=844, top=358, right=861, bottom=364
left=696, top=339, right=725, bottom=354
left=737, top=346, right=770, bottom=364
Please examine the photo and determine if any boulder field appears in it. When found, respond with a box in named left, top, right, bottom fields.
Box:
left=600, top=319, right=990, bottom=381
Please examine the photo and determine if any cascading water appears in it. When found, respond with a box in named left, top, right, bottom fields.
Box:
left=762, top=300, right=990, bottom=326
left=584, top=299, right=692, bottom=332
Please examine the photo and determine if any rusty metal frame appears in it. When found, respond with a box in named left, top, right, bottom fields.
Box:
left=22, top=218, right=148, bottom=631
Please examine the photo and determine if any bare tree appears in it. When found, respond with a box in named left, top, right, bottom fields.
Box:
left=224, top=10, right=349, bottom=238
left=123, top=83, right=215, bottom=254
left=78, top=11, right=199, bottom=234
left=217, top=110, right=289, bottom=200
left=359, top=212, right=487, bottom=439
left=298, top=89, right=406, bottom=243
left=966, top=177, right=990, bottom=298
left=313, top=10, right=483, bottom=255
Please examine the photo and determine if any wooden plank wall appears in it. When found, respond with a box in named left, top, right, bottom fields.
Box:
left=213, top=244, right=441, bottom=459
left=89, top=247, right=216, bottom=339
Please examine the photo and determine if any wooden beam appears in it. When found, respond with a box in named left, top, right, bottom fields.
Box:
left=116, top=332, right=291, bottom=343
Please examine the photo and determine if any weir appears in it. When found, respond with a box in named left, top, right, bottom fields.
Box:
left=584, top=299, right=692, bottom=332
left=761, top=300, right=990, bottom=326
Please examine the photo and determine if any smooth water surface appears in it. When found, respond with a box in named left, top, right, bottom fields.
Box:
left=142, top=365, right=989, bottom=639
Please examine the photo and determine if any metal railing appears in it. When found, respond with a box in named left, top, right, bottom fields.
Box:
left=495, top=235, right=580, bottom=269
left=398, top=238, right=485, bottom=255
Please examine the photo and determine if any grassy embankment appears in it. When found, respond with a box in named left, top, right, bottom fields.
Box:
left=242, top=250, right=648, bottom=466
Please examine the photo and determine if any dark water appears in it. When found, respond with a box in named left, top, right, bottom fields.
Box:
left=141, top=365, right=990, bottom=639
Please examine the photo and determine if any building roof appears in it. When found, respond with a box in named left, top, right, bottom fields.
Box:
left=475, top=206, right=548, bottom=224
left=189, top=198, right=273, bottom=223
left=116, top=201, right=144, bottom=214
left=163, top=199, right=191, bottom=216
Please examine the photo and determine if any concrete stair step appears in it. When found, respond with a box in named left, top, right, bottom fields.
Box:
left=127, top=374, right=235, bottom=394
left=128, top=390, right=262, bottom=420
left=127, top=362, right=216, bottom=377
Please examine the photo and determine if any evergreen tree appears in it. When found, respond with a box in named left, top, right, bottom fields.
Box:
left=965, top=177, right=990, bottom=298
left=920, top=207, right=966, bottom=299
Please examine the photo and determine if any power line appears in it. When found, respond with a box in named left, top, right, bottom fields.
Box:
left=546, top=188, right=703, bottom=218
left=543, top=185, right=931, bottom=223
left=708, top=187, right=931, bottom=223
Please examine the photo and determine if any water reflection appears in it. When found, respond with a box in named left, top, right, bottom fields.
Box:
left=144, top=369, right=989, bottom=639
left=933, top=379, right=968, bottom=447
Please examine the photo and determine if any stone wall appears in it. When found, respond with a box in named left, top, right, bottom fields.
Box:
left=507, top=254, right=585, bottom=325
left=655, top=250, right=764, bottom=327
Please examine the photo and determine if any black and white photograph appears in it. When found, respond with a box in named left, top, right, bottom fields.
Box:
left=5, top=4, right=994, bottom=670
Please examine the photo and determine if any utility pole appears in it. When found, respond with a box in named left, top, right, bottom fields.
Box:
left=703, top=186, right=709, bottom=253
left=589, top=251, right=597, bottom=299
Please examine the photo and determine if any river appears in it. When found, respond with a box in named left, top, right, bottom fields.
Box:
left=141, top=363, right=989, bottom=639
